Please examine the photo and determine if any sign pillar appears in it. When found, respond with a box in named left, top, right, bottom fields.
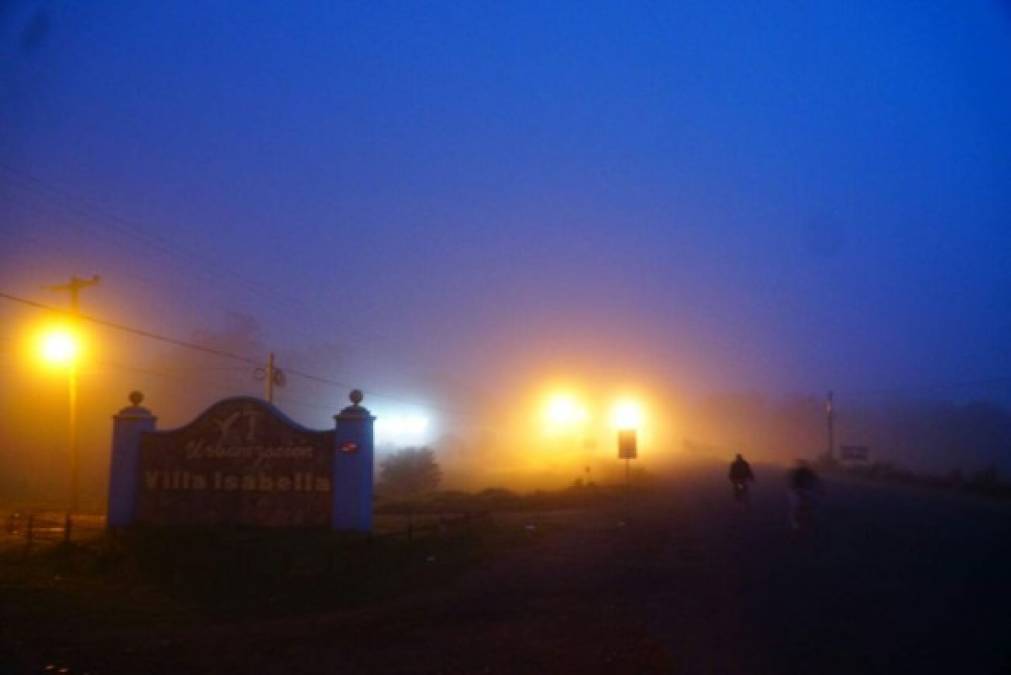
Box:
left=618, top=429, right=637, bottom=462
left=108, top=391, right=156, bottom=528
left=618, top=428, right=637, bottom=511
left=332, top=389, right=375, bottom=532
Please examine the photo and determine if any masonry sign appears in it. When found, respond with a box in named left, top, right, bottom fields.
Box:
left=108, top=392, right=374, bottom=530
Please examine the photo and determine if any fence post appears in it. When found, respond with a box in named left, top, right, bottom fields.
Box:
left=26, top=514, right=34, bottom=550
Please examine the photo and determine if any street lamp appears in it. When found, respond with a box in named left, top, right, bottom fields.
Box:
left=38, top=326, right=82, bottom=537
left=542, top=392, right=592, bottom=481
left=543, top=393, right=588, bottom=430
left=610, top=399, right=644, bottom=431
left=40, top=329, right=79, bottom=366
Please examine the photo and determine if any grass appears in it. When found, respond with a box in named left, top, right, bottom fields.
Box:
left=0, top=500, right=588, bottom=668
left=0, top=526, right=535, bottom=673
left=0, top=484, right=610, bottom=669
left=1, top=524, right=526, bottom=628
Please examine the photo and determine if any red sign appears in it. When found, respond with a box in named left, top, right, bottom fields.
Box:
left=618, top=429, right=637, bottom=459
left=339, top=441, right=358, bottom=454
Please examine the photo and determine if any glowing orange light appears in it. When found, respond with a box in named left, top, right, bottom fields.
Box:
left=611, top=399, right=645, bottom=430
left=39, top=328, right=80, bottom=366
left=543, top=393, right=589, bottom=428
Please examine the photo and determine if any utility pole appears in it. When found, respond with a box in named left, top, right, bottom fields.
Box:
left=825, top=390, right=835, bottom=463
left=46, top=274, right=100, bottom=538
left=265, top=352, right=276, bottom=403
left=47, top=274, right=101, bottom=314
left=256, top=352, right=284, bottom=403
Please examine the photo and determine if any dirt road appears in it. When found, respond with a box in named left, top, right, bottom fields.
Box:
left=8, top=467, right=1011, bottom=674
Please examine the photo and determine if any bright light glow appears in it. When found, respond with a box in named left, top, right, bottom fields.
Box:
left=543, top=393, right=589, bottom=428
left=39, top=328, right=80, bottom=366
left=611, top=399, right=645, bottom=430
left=375, top=411, right=433, bottom=447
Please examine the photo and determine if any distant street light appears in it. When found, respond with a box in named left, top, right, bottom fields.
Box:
left=543, top=393, right=589, bottom=430
left=38, top=325, right=82, bottom=535
left=610, top=398, right=644, bottom=431
left=541, top=391, right=592, bottom=480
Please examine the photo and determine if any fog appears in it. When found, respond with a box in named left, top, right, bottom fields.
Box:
left=1, top=306, right=1008, bottom=507
left=3, top=2, right=1011, bottom=504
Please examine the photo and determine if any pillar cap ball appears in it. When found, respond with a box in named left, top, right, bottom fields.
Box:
left=117, top=390, right=154, bottom=419
left=337, top=389, right=373, bottom=419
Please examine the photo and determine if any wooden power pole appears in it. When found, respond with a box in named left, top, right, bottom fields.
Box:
left=46, top=274, right=100, bottom=538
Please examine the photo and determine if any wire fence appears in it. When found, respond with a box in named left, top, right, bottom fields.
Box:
left=0, top=509, right=492, bottom=550
left=2, top=510, right=106, bottom=549
left=372, top=511, right=492, bottom=541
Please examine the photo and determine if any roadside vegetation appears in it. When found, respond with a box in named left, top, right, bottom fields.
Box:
left=821, top=456, right=1011, bottom=499
left=0, top=480, right=628, bottom=669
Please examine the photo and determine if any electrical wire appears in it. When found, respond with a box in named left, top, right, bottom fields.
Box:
left=0, top=289, right=485, bottom=420
left=0, top=290, right=260, bottom=366
left=1, top=170, right=435, bottom=372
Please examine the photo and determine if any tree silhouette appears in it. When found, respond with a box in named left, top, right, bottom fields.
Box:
left=378, top=447, right=441, bottom=499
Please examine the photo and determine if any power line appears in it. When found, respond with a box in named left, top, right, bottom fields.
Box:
left=1, top=168, right=495, bottom=423
left=2, top=165, right=497, bottom=408
left=1, top=163, right=400, bottom=341
left=0, top=227, right=270, bottom=325
left=1, top=170, right=427, bottom=369
left=46, top=274, right=101, bottom=312
left=0, top=289, right=483, bottom=420
left=92, top=358, right=441, bottom=422
left=0, top=290, right=261, bottom=366
left=280, top=366, right=472, bottom=417
left=0, top=165, right=330, bottom=328
left=91, top=360, right=455, bottom=431
left=90, top=360, right=252, bottom=391
left=95, top=359, right=252, bottom=378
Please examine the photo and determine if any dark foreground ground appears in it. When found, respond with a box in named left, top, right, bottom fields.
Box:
left=3, top=466, right=1011, bottom=674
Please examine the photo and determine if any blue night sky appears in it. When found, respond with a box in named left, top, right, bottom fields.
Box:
left=2, top=1, right=1011, bottom=422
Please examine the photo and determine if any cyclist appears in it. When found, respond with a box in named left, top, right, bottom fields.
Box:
left=728, top=453, right=755, bottom=501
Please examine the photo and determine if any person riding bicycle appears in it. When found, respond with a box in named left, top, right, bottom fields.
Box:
left=728, top=453, right=755, bottom=499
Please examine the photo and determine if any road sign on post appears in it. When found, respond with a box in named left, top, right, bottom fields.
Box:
left=617, top=429, right=637, bottom=518
left=618, top=429, right=637, bottom=459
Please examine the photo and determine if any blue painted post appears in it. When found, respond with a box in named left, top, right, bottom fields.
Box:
left=332, top=389, right=375, bottom=532
left=107, top=391, right=156, bottom=528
